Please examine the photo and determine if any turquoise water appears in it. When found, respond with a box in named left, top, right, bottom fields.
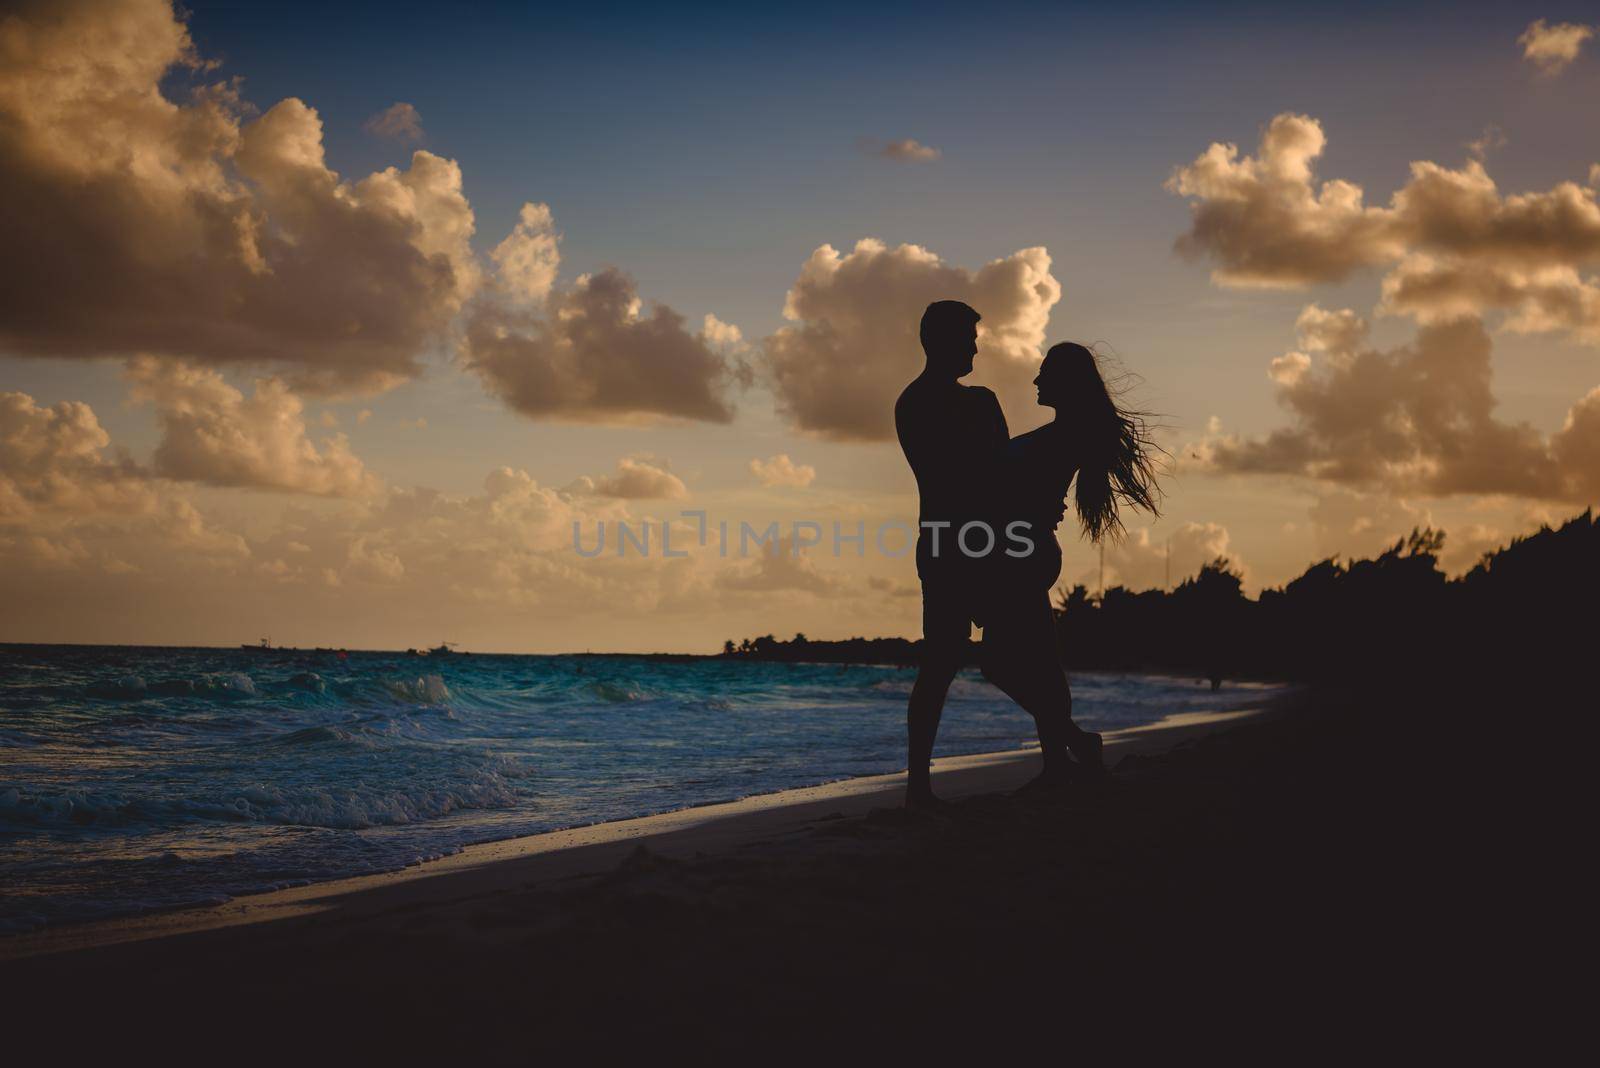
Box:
left=0, top=645, right=1281, bottom=931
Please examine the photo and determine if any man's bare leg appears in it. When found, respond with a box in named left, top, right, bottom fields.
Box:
left=906, top=658, right=959, bottom=808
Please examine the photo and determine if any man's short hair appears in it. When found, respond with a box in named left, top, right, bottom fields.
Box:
left=920, top=300, right=981, bottom=352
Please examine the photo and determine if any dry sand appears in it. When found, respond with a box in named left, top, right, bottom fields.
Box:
left=1, top=687, right=1511, bottom=1057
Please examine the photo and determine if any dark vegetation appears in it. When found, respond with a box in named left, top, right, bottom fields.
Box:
left=722, top=509, right=1598, bottom=680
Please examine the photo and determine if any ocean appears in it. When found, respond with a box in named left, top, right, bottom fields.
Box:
left=0, top=644, right=1283, bottom=931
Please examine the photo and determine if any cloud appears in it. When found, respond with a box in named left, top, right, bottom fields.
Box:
left=489, top=202, right=561, bottom=304
left=1076, top=522, right=1242, bottom=591
left=157, top=498, right=251, bottom=558
left=1518, top=19, right=1595, bottom=74
left=1465, top=126, right=1507, bottom=162
left=125, top=357, right=382, bottom=497
left=1187, top=309, right=1600, bottom=501
left=1378, top=255, right=1600, bottom=342
left=867, top=575, right=919, bottom=598
left=0, top=0, right=478, bottom=394
left=464, top=264, right=743, bottom=424
left=763, top=239, right=1060, bottom=440
left=715, top=536, right=838, bottom=594
left=1307, top=489, right=1427, bottom=561
left=0, top=391, right=155, bottom=519
left=701, top=314, right=746, bottom=350
left=1167, top=113, right=1600, bottom=346
left=1551, top=386, right=1600, bottom=502
left=750, top=454, right=816, bottom=488
left=363, top=102, right=425, bottom=142
left=1166, top=114, right=1402, bottom=287
left=347, top=536, right=405, bottom=582
left=568, top=457, right=688, bottom=500
left=1294, top=303, right=1369, bottom=353
left=862, top=137, right=941, bottom=162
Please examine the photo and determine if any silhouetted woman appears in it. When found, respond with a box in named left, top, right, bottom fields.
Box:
left=980, top=342, right=1162, bottom=788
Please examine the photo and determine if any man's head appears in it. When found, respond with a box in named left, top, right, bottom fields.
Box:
left=919, top=300, right=980, bottom=379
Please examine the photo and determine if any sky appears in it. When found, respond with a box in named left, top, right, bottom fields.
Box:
left=3, top=0, right=1599, bottom=652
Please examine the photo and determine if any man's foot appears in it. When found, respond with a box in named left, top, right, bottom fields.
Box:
left=904, top=785, right=951, bottom=812
left=1012, top=765, right=1079, bottom=798
left=1067, top=729, right=1106, bottom=775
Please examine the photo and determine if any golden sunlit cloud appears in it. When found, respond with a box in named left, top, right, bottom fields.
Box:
left=567, top=457, right=689, bottom=500
left=125, top=357, right=382, bottom=498
left=1518, top=18, right=1595, bottom=75
left=750, top=454, right=817, bottom=488
left=0, top=392, right=155, bottom=519
left=464, top=263, right=747, bottom=424
left=1186, top=311, right=1600, bottom=502
left=764, top=239, right=1060, bottom=440
left=0, top=0, right=478, bottom=394
left=1168, top=112, right=1600, bottom=345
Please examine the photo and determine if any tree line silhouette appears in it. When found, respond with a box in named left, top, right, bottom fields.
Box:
left=720, top=509, right=1597, bottom=683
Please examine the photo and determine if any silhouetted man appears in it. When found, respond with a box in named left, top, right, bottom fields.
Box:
left=895, top=300, right=1008, bottom=808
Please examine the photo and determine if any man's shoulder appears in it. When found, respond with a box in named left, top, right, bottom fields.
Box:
left=895, top=376, right=945, bottom=417
left=896, top=379, right=1000, bottom=431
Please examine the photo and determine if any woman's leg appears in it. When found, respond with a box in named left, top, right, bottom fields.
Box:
left=980, top=589, right=1100, bottom=778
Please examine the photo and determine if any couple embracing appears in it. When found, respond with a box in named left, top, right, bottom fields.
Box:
left=895, top=300, right=1161, bottom=808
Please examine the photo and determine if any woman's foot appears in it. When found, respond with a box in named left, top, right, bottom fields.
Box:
left=904, top=785, right=951, bottom=812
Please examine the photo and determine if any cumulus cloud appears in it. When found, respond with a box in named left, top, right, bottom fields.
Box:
left=1518, top=19, right=1595, bottom=74
left=1294, top=303, right=1370, bottom=353
left=1188, top=309, right=1599, bottom=501
left=157, top=498, right=251, bottom=558
left=568, top=457, right=688, bottom=500
left=701, top=314, right=746, bottom=350
left=1168, top=113, right=1600, bottom=346
left=1166, top=114, right=1403, bottom=287
left=489, top=202, right=561, bottom=304
left=1551, top=386, right=1600, bottom=502
left=124, top=357, right=382, bottom=497
left=863, top=137, right=941, bottom=162
left=364, top=101, right=425, bottom=142
left=0, top=0, right=478, bottom=394
left=464, top=265, right=744, bottom=424
left=0, top=391, right=155, bottom=519
left=750, top=454, right=816, bottom=487
left=763, top=239, right=1060, bottom=440
left=1378, top=255, right=1600, bottom=341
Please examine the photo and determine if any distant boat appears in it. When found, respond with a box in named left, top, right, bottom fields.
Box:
left=240, top=637, right=272, bottom=650
left=409, top=642, right=461, bottom=657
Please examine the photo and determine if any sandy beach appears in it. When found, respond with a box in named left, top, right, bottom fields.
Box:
left=1, top=685, right=1507, bottom=1056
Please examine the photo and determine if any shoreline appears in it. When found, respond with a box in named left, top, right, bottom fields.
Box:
left=0, top=700, right=1277, bottom=963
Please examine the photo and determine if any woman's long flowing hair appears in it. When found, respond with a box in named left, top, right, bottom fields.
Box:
left=1051, top=342, right=1164, bottom=542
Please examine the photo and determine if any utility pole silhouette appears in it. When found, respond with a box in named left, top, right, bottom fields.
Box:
left=1165, top=535, right=1171, bottom=591
left=1099, top=540, right=1106, bottom=601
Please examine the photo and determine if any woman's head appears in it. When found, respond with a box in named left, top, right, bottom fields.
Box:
left=1034, top=342, right=1109, bottom=413
left=1039, top=342, right=1164, bottom=542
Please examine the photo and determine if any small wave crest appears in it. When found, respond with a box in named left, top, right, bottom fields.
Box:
left=587, top=679, right=653, bottom=703
left=385, top=674, right=453, bottom=707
